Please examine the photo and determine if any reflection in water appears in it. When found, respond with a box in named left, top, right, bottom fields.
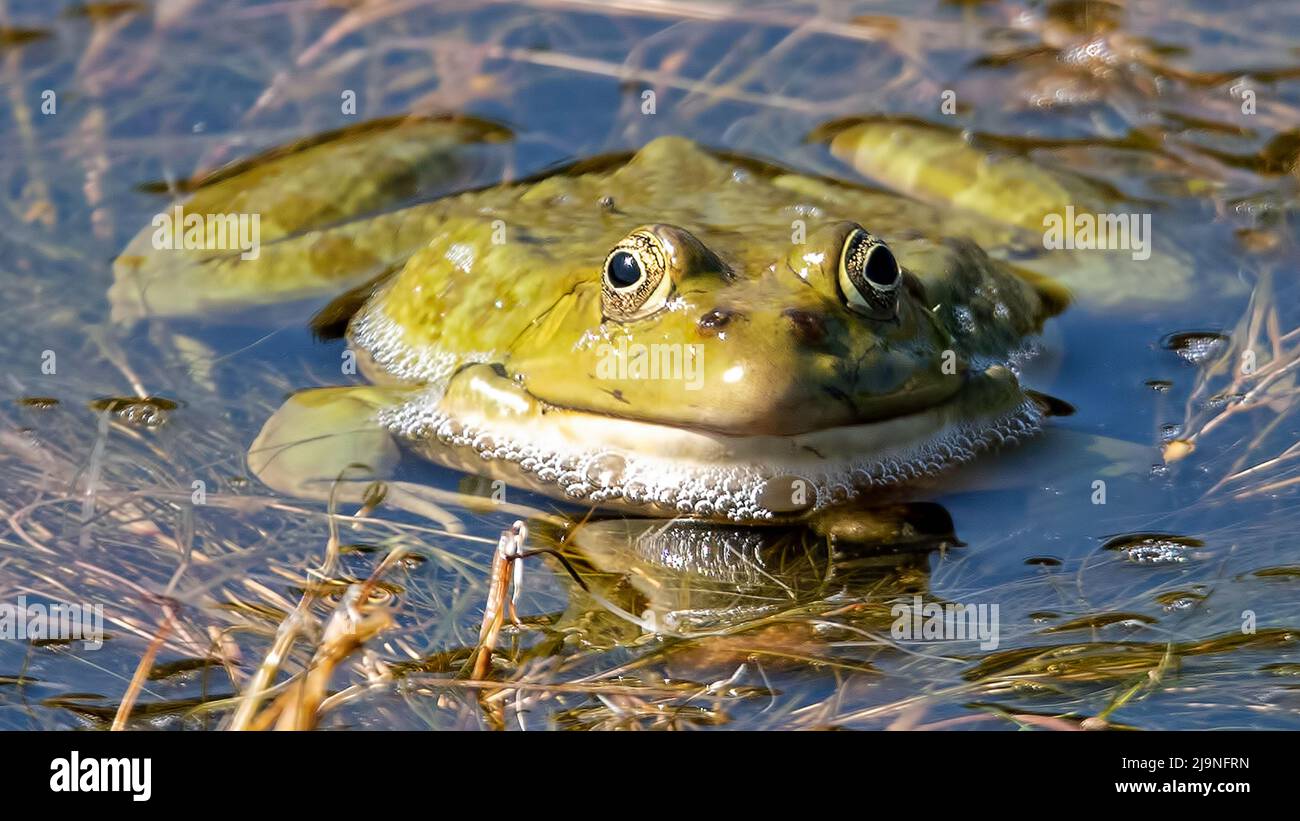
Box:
left=556, top=502, right=959, bottom=639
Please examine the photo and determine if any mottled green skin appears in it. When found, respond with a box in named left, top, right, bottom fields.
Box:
left=112, top=118, right=1133, bottom=520
left=357, top=136, right=1062, bottom=436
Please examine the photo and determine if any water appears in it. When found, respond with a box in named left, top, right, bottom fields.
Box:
left=0, top=0, right=1297, bottom=730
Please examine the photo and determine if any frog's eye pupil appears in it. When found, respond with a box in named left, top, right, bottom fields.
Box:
left=607, top=250, right=643, bottom=288
left=864, top=244, right=899, bottom=289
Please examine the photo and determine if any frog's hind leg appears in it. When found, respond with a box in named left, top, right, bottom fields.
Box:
left=111, top=115, right=513, bottom=323
left=247, top=385, right=464, bottom=532
left=811, top=117, right=1107, bottom=235
left=810, top=116, right=1202, bottom=309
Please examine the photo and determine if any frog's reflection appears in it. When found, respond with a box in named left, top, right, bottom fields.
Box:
left=529, top=501, right=960, bottom=644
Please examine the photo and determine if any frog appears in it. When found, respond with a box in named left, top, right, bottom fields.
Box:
left=110, top=114, right=1191, bottom=525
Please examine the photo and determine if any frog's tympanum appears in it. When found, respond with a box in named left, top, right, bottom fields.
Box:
left=113, top=116, right=1182, bottom=524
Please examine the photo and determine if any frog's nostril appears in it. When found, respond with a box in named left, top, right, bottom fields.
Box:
left=783, top=308, right=826, bottom=344
left=698, top=308, right=739, bottom=335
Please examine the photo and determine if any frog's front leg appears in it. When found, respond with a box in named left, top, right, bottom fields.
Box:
left=247, top=385, right=467, bottom=532
left=248, top=386, right=405, bottom=502
left=808, top=499, right=958, bottom=551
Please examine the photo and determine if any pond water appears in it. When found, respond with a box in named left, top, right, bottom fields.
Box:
left=1, top=0, right=1298, bottom=730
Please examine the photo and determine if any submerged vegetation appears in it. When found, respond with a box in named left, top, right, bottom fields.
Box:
left=1, top=0, right=1299, bottom=730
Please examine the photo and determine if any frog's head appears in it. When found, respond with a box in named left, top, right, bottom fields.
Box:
left=351, top=137, right=1067, bottom=521
left=513, top=219, right=991, bottom=433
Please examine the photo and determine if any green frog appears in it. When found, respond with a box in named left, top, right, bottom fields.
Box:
left=110, top=115, right=1189, bottom=524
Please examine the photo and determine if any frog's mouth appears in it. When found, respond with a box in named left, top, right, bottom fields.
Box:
left=376, top=360, right=1044, bottom=522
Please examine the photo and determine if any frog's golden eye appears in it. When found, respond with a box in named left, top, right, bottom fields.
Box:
left=601, top=229, right=672, bottom=321
left=837, top=227, right=900, bottom=318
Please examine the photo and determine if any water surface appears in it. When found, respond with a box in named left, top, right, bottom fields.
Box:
left=1, top=0, right=1298, bottom=730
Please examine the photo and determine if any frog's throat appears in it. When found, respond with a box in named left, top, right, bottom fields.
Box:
left=375, top=364, right=1043, bottom=523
